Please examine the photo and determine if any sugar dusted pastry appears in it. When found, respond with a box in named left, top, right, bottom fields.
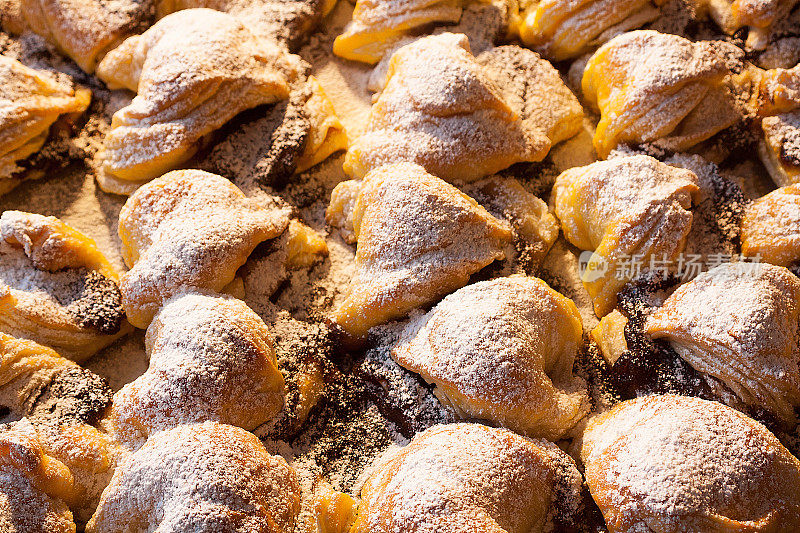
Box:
left=0, top=211, right=130, bottom=361
left=758, top=63, right=800, bottom=117
left=553, top=155, right=700, bottom=316
left=0, top=0, right=152, bottom=73
left=582, top=395, right=800, bottom=532
left=103, top=292, right=285, bottom=447
left=705, top=0, right=800, bottom=51
left=759, top=110, right=800, bottom=186
left=295, top=76, right=348, bottom=173
left=0, top=56, right=90, bottom=195
left=583, top=30, right=742, bottom=157
left=86, top=421, right=301, bottom=533
left=117, top=169, right=289, bottom=328
left=394, top=277, right=590, bottom=440
left=351, top=423, right=584, bottom=533
left=0, top=419, right=79, bottom=533
left=327, top=162, right=512, bottom=341
left=333, top=0, right=463, bottom=64
left=741, top=184, right=800, bottom=265
left=95, top=9, right=293, bottom=194
left=344, top=33, right=550, bottom=182
left=518, top=0, right=665, bottom=61
left=646, top=263, right=800, bottom=426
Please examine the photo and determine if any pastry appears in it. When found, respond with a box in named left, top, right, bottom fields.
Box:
left=393, top=276, right=590, bottom=440
left=295, top=76, right=349, bottom=173
left=759, top=110, right=800, bottom=186
left=705, top=0, right=800, bottom=51
left=0, top=0, right=152, bottom=73
left=758, top=63, right=800, bottom=116
left=582, top=394, right=800, bottom=532
left=117, top=169, right=289, bottom=328
left=102, top=292, right=285, bottom=447
left=742, top=184, right=800, bottom=265
left=0, top=419, right=79, bottom=533
left=0, top=211, right=130, bottom=361
left=553, top=154, right=700, bottom=316
left=0, top=56, right=90, bottom=195
left=86, top=421, right=301, bottom=533
left=645, top=263, right=800, bottom=426
left=94, top=9, right=294, bottom=194
left=333, top=0, right=464, bottom=64
left=582, top=30, right=743, bottom=157
left=327, top=162, right=512, bottom=341
left=518, top=0, right=665, bottom=61
left=350, top=423, right=584, bottom=532
left=344, top=33, right=551, bottom=182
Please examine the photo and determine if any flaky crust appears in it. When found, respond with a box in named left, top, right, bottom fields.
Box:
left=393, top=276, right=590, bottom=440
left=344, top=33, right=550, bottom=182
left=759, top=110, right=800, bottom=186
left=117, top=169, right=289, bottom=328
left=553, top=155, right=700, bottom=316
left=327, top=162, right=512, bottom=341
left=742, top=184, right=800, bottom=265
left=86, top=422, right=301, bottom=533
left=352, top=423, right=583, bottom=533
left=582, top=395, right=800, bottom=532
left=95, top=9, right=293, bottom=193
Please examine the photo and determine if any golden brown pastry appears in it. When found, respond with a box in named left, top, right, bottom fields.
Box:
left=518, top=0, right=665, bottom=61
left=553, top=154, right=700, bottom=316
left=394, top=276, right=590, bottom=440
left=94, top=8, right=294, bottom=194
left=86, top=421, right=301, bottom=533
left=0, top=56, right=90, bottom=195
left=759, top=109, right=800, bottom=186
left=582, top=395, right=800, bottom=532
left=705, top=0, right=800, bottom=51
left=0, top=0, right=152, bottom=73
left=645, top=263, right=800, bottom=426
left=295, top=76, right=348, bottom=173
left=351, top=423, right=583, bottom=533
left=741, top=184, right=800, bottom=265
left=0, top=211, right=130, bottom=361
left=757, top=63, right=800, bottom=116
left=117, top=169, right=289, bottom=328
left=582, top=30, right=743, bottom=157
left=326, top=162, right=512, bottom=342
left=344, top=33, right=551, bottom=182
left=0, top=419, right=79, bottom=533
left=333, top=0, right=463, bottom=64
left=102, top=292, right=285, bottom=447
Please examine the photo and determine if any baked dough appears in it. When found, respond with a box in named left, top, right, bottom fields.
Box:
left=582, top=30, right=741, bottom=157
left=295, top=76, right=349, bottom=173
left=0, top=0, right=152, bottom=73
left=326, top=162, right=512, bottom=342
left=351, top=423, right=584, bottom=533
left=117, top=169, right=289, bottom=328
left=333, top=0, right=463, bottom=64
left=582, top=395, right=800, bottom=532
left=393, top=276, right=590, bottom=440
left=0, top=211, right=130, bottom=361
left=553, top=154, right=700, bottom=316
left=86, top=421, right=301, bottom=533
left=102, top=292, right=285, bottom=447
left=0, top=56, right=90, bottom=193
left=645, top=263, right=800, bottom=426
left=94, top=9, right=293, bottom=194
left=757, top=63, right=800, bottom=117
left=705, top=0, right=800, bottom=51
left=741, top=184, right=800, bottom=265
left=344, top=33, right=550, bottom=182
left=0, top=419, right=78, bottom=533
left=518, top=0, right=665, bottom=60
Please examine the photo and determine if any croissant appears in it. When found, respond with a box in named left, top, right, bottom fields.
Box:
left=394, top=276, right=590, bottom=440
left=582, top=30, right=742, bottom=157
left=333, top=0, right=463, bottom=64
left=553, top=154, right=700, bottom=316
left=0, top=211, right=130, bottom=361
left=94, top=9, right=293, bottom=194
left=759, top=110, right=800, bottom=186
left=705, top=0, right=800, bottom=51
left=582, top=395, right=800, bottom=532
left=0, top=0, right=152, bottom=73
left=518, top=0, right=665, bottom=60
left=102, top=292, right=285, bottom=447
left=295, top=76, right=349, bottom=173
left=344, top=33, right=550, bottom=182
left=741, top=184, right=800, bottom=265
left=351, top=423, right=584, bottom=533
left=326, top=162, right=512, bottom=342
left=0, top=56, right=90, bottom=194
left=645, top=263, right=800, bottom=426
left=117, top=169, right=289, bottom=328
left=86, top=421, right=301, bottom=533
